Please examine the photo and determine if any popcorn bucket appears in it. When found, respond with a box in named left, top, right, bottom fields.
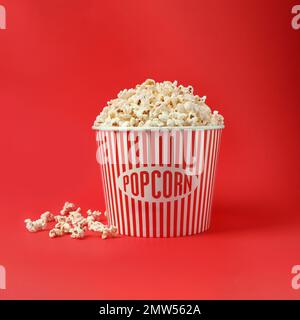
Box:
left=95, top=126, right=223, bottom=237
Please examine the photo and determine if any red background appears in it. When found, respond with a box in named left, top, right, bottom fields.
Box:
left=0, top=0, right=300, bottom=299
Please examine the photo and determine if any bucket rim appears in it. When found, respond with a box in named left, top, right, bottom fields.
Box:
left=92, top=125, right=225, bottom=131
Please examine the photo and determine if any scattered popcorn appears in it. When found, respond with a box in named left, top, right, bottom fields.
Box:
left=54, top=215, right=68, bottom=223
left=55, top=221, right=72, bottom=233
left=93, top=79, right=224, bottom=128
left=87, top=209, right=102, bottom=221
left=24, top=211, right=55, bottom=232
left=24, top=218, right=47, bottom=232
left=24, top=203, right=118, bottom=240
left=49, top=228, right=64, bottom=238
left=68, top=208, right=87, bottom=227
left=101, top=225, right=118, bottom=240
left=86, top=215, right=96, bottom=226
left=62, top=222, right=72, bottom=233
left=88, top=220, right=118, bottom=240
left=70, top=225, right=86, bottom=239
left=60, top=202, right=77, bottom=215
left=40, top=211, right=55, bottom=223
left=88, top=220, right=106, bottom=233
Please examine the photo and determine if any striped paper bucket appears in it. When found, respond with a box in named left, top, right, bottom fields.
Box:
left=95, top=126, right=223, bottom=237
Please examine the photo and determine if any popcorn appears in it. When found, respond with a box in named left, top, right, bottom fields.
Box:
left=88, top=220, right=106, bottom=233
left=49, top=228, right=64, bottom=238
left=40, top=211, right=55, bottom=222
left=210, top=110, right=224, bottom=126
left=49, top=217, right=72, bottom=238
left=88, top=220, right=118, bottom=240
left=67, top=208, right=88, bottom=228
left=54, top=215, right=68, bottom=223
left=101, top=225, right=118, bottom=240
left=24, top=204, right=117, bottom=240
left=93, top=79, right=224, bottom=128
left=24, top=218, right=47, bottom=232
left=60, top=202, right=77, bottom=215
left=54, top=221, right=72, bottom=233
left=87, top=209, right=102, bottom=221
left=24, top=211, right=54, bottom=232
left=70, top=225, right=86, bottom=239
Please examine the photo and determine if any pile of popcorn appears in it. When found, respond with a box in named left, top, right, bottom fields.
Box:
left=24, top=202, right=118, bottom=240
left=93, top=79, right=224, bottom=128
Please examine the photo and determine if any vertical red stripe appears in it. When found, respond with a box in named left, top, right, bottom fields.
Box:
left=100, top=131, right=113, bottom=225
left=159, top=202, right=164, bottom=238
left=119, top=131, right=128, bottom=234
left=152, top=202, right=157, bottom=237
left=115, top=131, right=125, bottom=234
left=186, top=130, right=195, bottom=235
left=97, top=132, right=111, bottom=225
left=198, top=130, right=208, bottom=233
left=207, top=130, right=222, bottom=229
left=107, top=131, right=119, bottom=228
left=145, top=202, right=149, bottom=237
left=205, top=129, right=218, bottom=230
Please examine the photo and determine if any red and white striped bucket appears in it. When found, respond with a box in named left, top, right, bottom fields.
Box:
left=95, top=126, right=223, bottom=237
